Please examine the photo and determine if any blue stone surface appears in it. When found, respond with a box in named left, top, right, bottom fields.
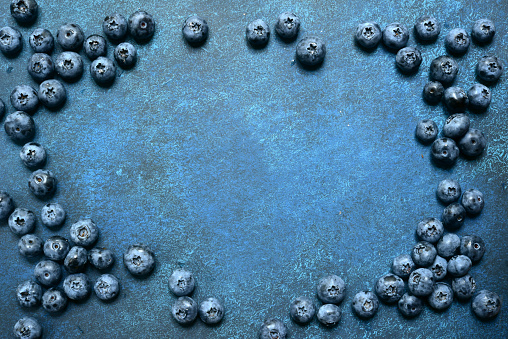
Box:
left=0, top=0, right=507, bottom=338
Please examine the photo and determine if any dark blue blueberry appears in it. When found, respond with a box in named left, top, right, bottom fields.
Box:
left=0, top=98, right=5, bottom=120
left=83, top=34, right=107, bottom=61
left=168, top=268, right=195, bottom=296
left=472, top=290, right=501, bottom=320
left=374, top=273, right=404, bottom=303
left=437, top=233, right=460, bottom=258
left=129, top=11, right=155, bottom=43
left=275, top=12, right=300, bottom=42
left=467, top=83, right=491, bottom=112
left=442, top=203, right=466, bottom=230
left=259, top=319, right=287, bottom=339
left=64, top=246, right=88, bottom=273
left=415, top=119, right=438, bottom=145
left=29, top=28, right=54, bottom=53
left=443, top=113, right=470, bottom=140
left=296, top=37, right=326, bottom=68
left=63, top=273, right=91, bottom=301
left=414, top=15, right=440, bottom=41
left=172, top=296, right=198, bottom=325
left=428, top=283, right=453, bottom=311
left=16, top=280, right=42, bottom=307
left=408, top=268, right=434, bottom=297
left=317, top=304, right=341, bottom=327
left=123, top=244, right=155, bottom=276
left=18, top=234, right=43, bottom=257
left=69, top=218, right=99, bottom=248
left=460, top=235, right=485, bottom=263
left=103, top=13, right=128, bottom=42
left=94, top=274, right=120, bottom=301
left=476, top=56, right=503, bottom=83
left=29, top=169, right=57, bottom=198
left=447, top=255, right=472, bottom=277
left=316, top=274, right=346, bottom=304
left=10, top=0, right=38, bottom=25
left=429, top=56, right=459, bottom=86
left=397, top=293, right=423, bottom=318
left=56, top=23, right=84, bottom=51
left=289, top=296, right=316, bottom=324
left=114, top=42, right=137, bottom=69
left=0, top=26, right=23, bottom=57
left=445, top=28, right=470, bottom=55
left=0, top=190, right=15, bottom=220
left=55, top=51, right=83, bottom=82
left=246, top=19, right=270, bottom=48
left=42, top=288, right=67, bottom=313
left=461, top=188, right=484, bottom=215
left=436, top=178, right=461, bottom=204
left=431, top=138, right=459, bottom=168
left=43, top=235, right=70, bottom=261
left=182, top=15, right=208, bottom=46
left=38, top=79, right=66, bottom=110
left=411, top=241, right=437, bottom=267
left=395, top=47, right=422, bottom=73
left=41, top=203, right=65, bottom=228
left=430, top=255, right=447, bottom=281
left=88, top=247, right=115, bottom=270
left=443, top=86, right=468, bottom=113
left=351, top=290, right=379, bottom=319
left=4, top=111, right=35, bottom=144
left=423, top=81, right=444, bottom=105
left=13, top=317, right=42, bottom=339
left=27, top=53, right=54, bottom=83
left=471, top=19, right=495, bottom=44
left=10, top=85, right=39, bottom=114
left=198, top=297, right=224, bottom=324
left=382, top=23, right=409, bottom=51
left=34, top=259, right=61, bottom=286
left=20, top=142, right=46, bottom=169
left=452, top=274, right=476, bottom=301
left=90, top=57, right=116, bottom=87
left=416, top=217, right=444, bottom=244
left=391, top=254, right=415, bottom=279
left=8, top=208, right=36, bottom=236
left=355, top=22, right=382, bottom=50
left=459, top=129, right=486, bottom=158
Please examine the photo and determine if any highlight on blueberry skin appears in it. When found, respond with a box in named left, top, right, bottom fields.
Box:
left=28, top=169, right=57, bottom=198
left=296, top=37, right=326, bottom=69
left=198, top=297, right=225, bottom=325
left=352, top=290, right=379, bottom=319
left=471, top=290, right=501, bottom=320
left=259, top=318, right=287, bottom=339
left=414, top=15, right=440, bottom=41
left=29, top=28, right=54, bottom=53
left=129, top=11, right=155, bottom=43
left=64, top=246, right=88, bottom=273
left=172, top=296, right=198, bottom=325
left=0, top=26, right=23, bottom=57
left=443, top=86, right=468, bottom=113
left=168, top=268, right=195, bottom=296
left=289, top=296, right=316, bottom=324
left=275, top=12, right=300, bottom=42
left=103, top=13, right=128, bottom=42
left=471, top=19, right=495, bottom=44
left=123, top=244, right=155, bottom=277
left=246, top=19, right=270, bottom=48
left=182, top=15, right=209, bottom=46
left=395, top=46, right=422, bottom=74
left=355, top=22, right=382, bottom=50
left=13, top=316, right=42, bottom=339
left=10, top=0, right=38, bottom=25
left=415, top=119, right=438, bottom=145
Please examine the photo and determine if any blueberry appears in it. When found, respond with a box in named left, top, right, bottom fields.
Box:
left=16, top=280, right=42, bottom=307
left=259, top=318, right=287, bottom=339
left=397, top=293, right=423, bottom=318
left=416, top=217, right=444, bottom=244
left=88, top=247, right=115, bottom=270
left=103, top=13, right=128, bottom=42
left=94, top=274, right=120, bottom=301
left=459, top=129, right=486, bottom=158
left=422, top=81, right=444, bottom=105
left=414, top=15, right=440, bottom=41
left=471, top=290, right=501, bottom=320
left=43, top=235, right=70, bottom=261
left=289, top=296, right=316, bottom=324
left=168, top=268, right=195, bottom=296
left=431, top=138, right=459, bottom=168
left=55, top=51, right=83, bottom=82
left=70, top=218, right=99, bottom=248
left=38, top=79, right=67, bottom=110
left=13, top=317, right=42, bottom=339
left=64, top=246, right=88, bottom=273
left=114, top=42, right=137, bottom=69
left=411, top=241, right=437, bottom=267
left=8, top=208, right=36, bottom=236
left=408, top=268, right=434, bottom=297
left=442, top=203, right=466, bottom=230
left=129, top=11, right=155, bottom=43
left=428, top=283, right=453, bottom=311
left=29, top=169, right=57, bottom=198
left=437, top=233, right=460, bottom=258
left=461, top=189, right=484, bottom=215
left=90, top=57, right=116, bottom=87
left=445, top=28, right=470, bottom=55
left=27, top=53, right=54, bottom=83
left=4, top=111, right=35, bottom=143
left=81, top=34, right=107, bottom=62
left=355, top=22, right=382, bottom=50
left=476, top=56, right=503, bottom=83
left=452, top=274, right=476, bottom=301
left=63, top=273, right=91, bottom=301
left=429, top=56, right=459, bottom=86
left=123, top=244, right=155, bottom=276
left=275, top=12, right=300, bottom=42
left=382, top=23, right=409, bottom=51
left=10, top=85, right=39, bottom=114
left=460, top=235, right=485, bottom=263
left=316, top=274, right=346, bottom=304
left=467, top=83, right=491, bottom=112
left=18, top=234, right=43, bottom=257
left=374, top=273, right=404, bottom=303
left=436, top=178, right=461, bottom=205
left=56, top=23, right=84, bottom=51
left=246, top=19, right=270, bottom=48
left=295, top=37, right=326, bottom=69
left=471, top=19, right=495, bottom=44
left=42, top=288, right=67, bottom=312
left=41, top=203, right=65, bottom=228
left=10, top=0, right=38, bottom=25
left=0, top=98, right=5, bottom=120
left=430, top=255, right=447, bottom=281
left=443, top=86, right=468, bottom=113
left=415, top=119, right=438, bottom=145
left=20, top=142, right=46, bottom=169
left=351, top=290, right=379, bottom=319
left=0, top=26, right=23, bottom=57
left=395, top=46, right=422, bottom=73
left=391, top=254, right=415, bottom=279
left=182, top=15, right=208, bottom=46
left=443, top=113, right=470, bottom=140
left=447, top=255, right=472, bottom=277
left=0, top=190, right=15, bottom=220
left=172, top=296, right=198, bottom=325
left=29, top=28, right=54, bottom=53
left=198, top=297, right=224, bottom=324
left=34, top=259, right=61, bottom=286
left=317, top=304, right=341, bottom=327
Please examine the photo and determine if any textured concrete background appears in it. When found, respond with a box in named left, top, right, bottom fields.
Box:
left=0, top=0, right=507, bottom=338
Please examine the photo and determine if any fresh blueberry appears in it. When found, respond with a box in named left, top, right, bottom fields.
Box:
left=0, top=26, right=23, bottom=57
left=8, top=208, right=36, bottom=236
left=429, top=56, right=459, bottom=86
left=56, top=23, right=84, bottom=51
left=41, top=203, right=66, bottom=228
left=471, top=290, right=501, bottom=320
left=422, top=81, right=444, bottom=105
left=408, top=268, right=434, bottom=297
left=442, top=113, right=470, bottom=140
left=29, top=28, right=54, bottom=53
left=123, top=244, right=155, bottom=276
left=414, top=15, right=440, bottom=41
left=382, top=23, right=409, bottom=51
left=64, top=246, right=88, bottom=273
left=447, top=255, right=472, bottom=277
left=0, top=190, right=15, bottom=220
left=55, top=51, right=83, bottom=82
left=0, top=98, right=5, bottom=120
left=69, top=218, right=99, bottom=248
left=316, top=274, right=346, bottom=304
left=296, top=37, right=326, bottom=68
left=38, top=79, right=67, bottom=110
left=259, top=318, right=287, bottom=339
left=452, top=274, right=476, bottom=301
left=471, top=19, right=495, bottom=44
left=445, top=28, right=470, bottom=55
left=430, top=255, right=447, bottom=281
left=4, top=111, right=35, bottom=143
left=443, top=86, right=468, bottom=113
left=27, top=53, right=54, bottom=83
left=374, top=273, right=404, bottom=303
left=90, top=57, right=116, bottom=87
left=172, top=296, right=198, bottom=325
left=63, top=273, right=91, bottom=301
left=317, top=304, right=341, bottom=327
left=397, top=293, right=423, bottom=318
left=246, top=19, right=270, bottom=48
left=114, top=42, right=137, bottom=69
left=289, top=296, right=316, bottom=324
left=459, top=129, right=486, bottom=158
left=460, top=235, right=486, bottom=263
left=16, top=280, right=42, bottom=307
left=34, top=259, right=61, bottom=286
left=182, top=15, right=208, bottom=46
left=10, top=0, right=38, bottom=25
left=442, top=203, right=466, bottom=230
left=467, top=83, right=491, bottom=112
left=355, top=22, right=382, bottom=50
left=416, top=217, right=444, bottom=244
left=42, top=288, right=67, bottom=313
left=431, top=138, right=459, bottom=168
left=461, top=189, right=484, bottom=215
left=10, top=85, right=39, bottom=114
left=198, top=297, right=224, bottom=324
left=18, top=234, right=43, bottom=257
left=83, top=35, right=107, bottom=61
left=20, top=142, right=46, bottom=169
left=395, top=46, right=422, bottom=73
left=103, top=13, right=128, bottom=42
left=415, top=119, right=438, bottom=145
left=436, top=179, right=461, bottom=205
left=411, top=241, right=437, bottom=267
left=94, top=274, right=120, bottom=301
left=428, top=283, right=453, bottom=311
left=275, top=12, right=300, bottom=42
left=88, top=247, right=115, bottom=270
left=43, top=235, right=70, bottom=261
left=437, top=233, right=460, bottom=258
left=351, top=290, right=379, bottom=319
left=168, top=268, right=195, bottom=296
left=129, top=11, right=155, bottom=43
left=391, top=254, right=415, bottom=279
left=13, top=317, right=42, bottom=339
left=476, top=56, right=503, bottom=83
left=28, top=169, right=57, bottom=198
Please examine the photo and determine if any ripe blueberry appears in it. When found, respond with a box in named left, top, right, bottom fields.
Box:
left=38, top=79, right=67, bottom=110
left=436, top=178, right=461, bottom=205
left=275, top=12, right=300, bottom=42
left=94, top=274, right=120, bottom=301
left=16, top=280, right=42, bottom=307
left=129, top=11, right=155, bottom=43
left=430, top=255, right=447, bottom=281
left=411, top=241, right=437, bottom=267
left=90, top=57, right=116, bottom=87
left=437, top=233, right=460, bottom=258
left=428, top=283, right=453, bottom=311
left=395, top=47, right=422, bottom=73
left=460, top=235, right=485, bottom=263
left=88, top=248, right=115, bottom=270
left=4, top=111, right=35, bottom=143
left=416, top=217, right=444, bottom=244
left=172, top=296, right=198, bottom=325
left=317, top=304, right=341, bottom=327
left=316, top=274, right=346, bottom=304
left=123, top=244, right=155, bottom=276
left=34, top=259, right=61, bottom=286
left=452, top=274, right=476, bottom=301
left=64, top=246, right=88, bottom=273
left=442, top=203, right=466, bottom=230
left=246, top=19, right=270, bottom=48
left=429, top=56, right=458, bottom=86
left=63, top=273, right=91, bottom=301
left=476, top=56, right=503, bottom=83
left=352, top=290, right=379, bottom=319
left=431, top=138, right=459, bottom=168
left=422, top=81, right=444, bottom=105
left=8, top=208, right=36, bottom=236
left=467, top=83, right=491, bottom=112
left=459, top=129, right=486, bottom=158
left=0, top=26, right=23, bottom=57
left=259, top=318, right=287, bottom=339
left=114, top=42, right=137, bottom=69
left=42, top=288, right=67, bottom=313
left=56, top=23, right=84, bottom=51
left=471, top=290, right=501, bottom=320
left=13, top=317, right=42, bottom=339
left=83, top=34, right=107, bottom=60
left=168, top=268, right=195, bottom=296
left=391, top=254, right=415, bottom=279
left=55, top=51, right=83, bottom=82
left=408, top=268, right=434, bottom=297
left=0, top=98, right=5, bottom=120
left=18, top=234, right=43, bottom=257
left=103, top=14, right=128, bottom=42
left=43, top=235, right=70, bottom=261
left=415, top=119, right=438, bottom=145
left=461, top=189, right=484, bottom=215
left=289, top=296, right=316, bottom=324
left=355, top=22, right=382, bottom=50
left=20, top=142, right=46, bottom=169
left=443, top=86, right=468, bottom=113
left=414, top=15, right=440, bottom=41
left=471, top=19, right=495, bottom=44
left=382, top=23, right=409, bottom=51
left=10, top=85, right=39, bottom=114
left=442, top=113, right=470, bottom=140
left=29, top=28, right=53, bottom=53
left=0, top=190, right=15, bottom=220
left=296, top=37, right=326, bottom=68
left=70, top=218, right=99, bottom=248
left=182, top=15, right=208, bottom=46
left=41, top=203, right=65, bottom=228
left=10, top=0, right=38, bottom=25
left=29, top=169, right=57, bottom=198
left=445, top=28, right=470, bottom=55
left=397, top=293, right=423, bottom=318
left=198, top=297, right=224, bottom=324
left=447, top=255, right=472, bottom=277
left=374, top=273, right=404, bottom=303
left=27, top=53, right=54, bottom=83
